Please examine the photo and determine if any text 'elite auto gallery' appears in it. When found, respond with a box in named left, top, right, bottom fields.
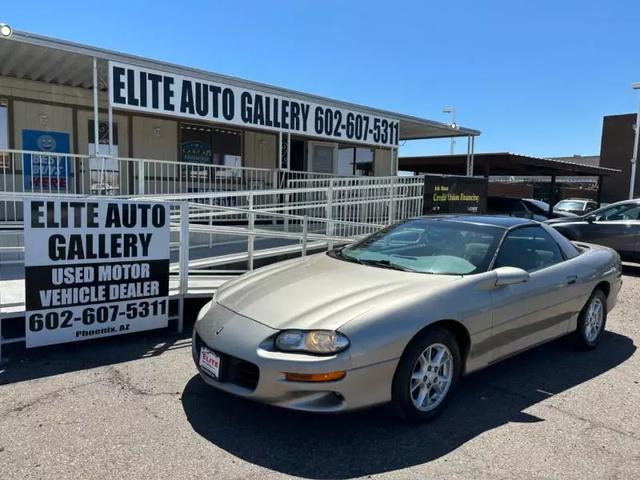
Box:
left=23, top=199, right=170, bottom=347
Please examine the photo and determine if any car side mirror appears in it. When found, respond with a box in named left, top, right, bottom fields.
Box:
left=585, top=214, right=596, bottom=223
left=494, top=267, right=530, bottom=287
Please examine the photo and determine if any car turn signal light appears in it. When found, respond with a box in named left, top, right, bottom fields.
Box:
left=284, top=371, right=346, bottom=382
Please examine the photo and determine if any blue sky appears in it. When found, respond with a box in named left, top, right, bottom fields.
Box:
left=4, top=0, right=640, bottom=157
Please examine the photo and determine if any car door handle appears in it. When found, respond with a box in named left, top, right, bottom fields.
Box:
left=567, top=275, right=578, bottom=285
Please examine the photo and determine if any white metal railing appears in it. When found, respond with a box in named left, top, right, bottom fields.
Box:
left=0, top=149, right=388, bottom=222
left=285, top=175, right=425, bottom=226
left=0, top=192, right=381, bottom=360
left=141, top=179, right=424, bottom=228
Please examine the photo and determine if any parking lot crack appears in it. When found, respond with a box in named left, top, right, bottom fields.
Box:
left=106, top=367, right=180, bottom=398
left=0, top=378, right=104, bottom=416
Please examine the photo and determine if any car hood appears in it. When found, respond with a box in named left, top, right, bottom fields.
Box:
left=215, top=253, right=460, bottom=331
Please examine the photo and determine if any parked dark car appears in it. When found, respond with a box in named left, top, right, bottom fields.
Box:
left=554, top=198, right=598, bottom=216
left=487, top=196, right=576, bottom=222
left=547, top=199, right=640, bottom=262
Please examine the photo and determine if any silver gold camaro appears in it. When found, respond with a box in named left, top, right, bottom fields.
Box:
left=192, top=215, right=622, bottom=422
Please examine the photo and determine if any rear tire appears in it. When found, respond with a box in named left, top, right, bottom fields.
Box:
left=392, top=327, right=462, bottom=423
left=575, top=289, right=607, bottom=349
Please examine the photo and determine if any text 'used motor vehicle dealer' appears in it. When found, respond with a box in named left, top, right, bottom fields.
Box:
left=23, top=198, right=170, bottom=347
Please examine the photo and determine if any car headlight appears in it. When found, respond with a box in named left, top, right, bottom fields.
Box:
left=196, top=299, right=213, bottom=322
left=275, top=330, right=350, bottom=354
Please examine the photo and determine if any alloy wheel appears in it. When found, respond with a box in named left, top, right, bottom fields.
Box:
left=409, top=343, right=454, bottom=412
left=584, top=296, right=604, bottom=343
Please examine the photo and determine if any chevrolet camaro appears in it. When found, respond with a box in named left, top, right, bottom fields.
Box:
left=192, top=215, right=622, bottom=422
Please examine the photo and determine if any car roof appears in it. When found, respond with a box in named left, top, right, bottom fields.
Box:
left=419, top=214, right=537, bottom=228
left=597, top=198, right=640, bottom=208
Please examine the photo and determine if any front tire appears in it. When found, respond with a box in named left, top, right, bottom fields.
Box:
left=575, top=289, right=607, bottom=349
left=392, top=327, right=461, bottom=423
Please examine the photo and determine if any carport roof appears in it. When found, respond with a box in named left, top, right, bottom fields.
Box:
left=0, top=29, right=480, bottom=141
left=399, top=152, right=621, bottom=177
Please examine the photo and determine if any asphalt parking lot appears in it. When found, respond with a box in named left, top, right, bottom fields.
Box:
left=1, top=267, right=639, bottom=480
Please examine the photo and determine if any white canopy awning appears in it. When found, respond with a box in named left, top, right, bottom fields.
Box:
left=0, top=29, right=480, bottom=141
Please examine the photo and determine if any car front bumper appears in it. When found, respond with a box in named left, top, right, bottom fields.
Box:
left=192, top=302, right=397, bottom=412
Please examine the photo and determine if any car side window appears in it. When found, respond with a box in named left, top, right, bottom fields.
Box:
left=595, top=204, right=640, bottom=221
left=494, top=226, right=564, bottom=272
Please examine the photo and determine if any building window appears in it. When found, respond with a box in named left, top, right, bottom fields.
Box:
left=180, top=123, right=213, bottom=164
left=337, top=146, right=374, bottom=176
left=179, top=122, right=242, bottom=167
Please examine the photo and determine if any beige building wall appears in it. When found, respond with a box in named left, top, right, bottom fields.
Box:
left=244, top=130, right=277, bottom=169
left=131, top=116, right=177, bottom=161
left=0, top=76, right=97, bottom=108
left=12, top=100, right=74, bottom=149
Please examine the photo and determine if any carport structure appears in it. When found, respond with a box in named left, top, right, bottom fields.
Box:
left=399, top=152, right=621, bottom=215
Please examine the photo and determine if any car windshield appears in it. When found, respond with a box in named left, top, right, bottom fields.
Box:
left=330, top=219, right=504, bottom=275
left=555, top=200, right=585, bottom=211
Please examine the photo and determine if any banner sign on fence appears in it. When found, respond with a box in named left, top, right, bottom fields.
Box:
left=422, top=175, right=488, bottom=215
left=23, top=198, right=170, bottom=347
left=109, top=61, right=400, bottom=147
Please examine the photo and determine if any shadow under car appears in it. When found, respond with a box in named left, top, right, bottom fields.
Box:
left=181, top=331, right=635, bottom=479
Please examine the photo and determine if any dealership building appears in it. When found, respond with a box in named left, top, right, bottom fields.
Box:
left=0, top=26, right=480, bottom=199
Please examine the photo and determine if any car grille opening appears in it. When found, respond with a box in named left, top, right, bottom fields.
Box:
left=195, top=333, right=260, bottom=391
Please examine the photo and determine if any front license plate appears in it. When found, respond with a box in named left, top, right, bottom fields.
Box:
left=199, top=347, right=221, bottom=380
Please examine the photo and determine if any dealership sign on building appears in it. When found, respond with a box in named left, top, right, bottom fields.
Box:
left=109, top=61, right=399, bottom=147
left=23, top=198, right=170, bottom=347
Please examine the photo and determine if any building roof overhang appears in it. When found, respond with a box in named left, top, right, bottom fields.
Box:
left=0, top=29, right=480, bottom=142
left=399, top=152, right=621, bottom=177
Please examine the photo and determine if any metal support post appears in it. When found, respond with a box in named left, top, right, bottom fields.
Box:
left=178, top=202, right=190, bottom=334
left=278, top=130, right=283, bottom=169
left=388, top=181, right=396, bottom=224
left=271, top=169, right=278, bottom=225
left=470, top=136, right=475, bottom=176
left=284, top=188, right=290, bottom=232
left=247, top=193, right=255, bottom=270
left=630, top=96, right=640, bottom=199
left=301, top=216, right=308, bottom=256
left=548, top=175, right=556, bottom=217
left=92, top=56, right=100, bottom=186
left=326, top=179, right=334, bottom=250
left=287, top=131, right=291, bottom=169
left=92, top=57, right=100, bottom=154
left=137, top=160, right=145, bottom=195
left=208, top=196, right=213, bottom=248
left=107, top=62, right=113, bottom=157
left=465, top=136, right=471, bottom=176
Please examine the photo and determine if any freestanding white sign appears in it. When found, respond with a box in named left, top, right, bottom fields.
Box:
left=109, top=61, right=400, bottom=148
left=23, top=198, right=170, bottom=347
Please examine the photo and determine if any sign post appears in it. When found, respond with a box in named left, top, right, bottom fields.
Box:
left=23, top=198, right=170, bottom=348
left=422, top=175, right=488, bottom=215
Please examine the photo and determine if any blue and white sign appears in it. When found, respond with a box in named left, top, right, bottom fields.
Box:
left=22, top=130, right=72, bottom=191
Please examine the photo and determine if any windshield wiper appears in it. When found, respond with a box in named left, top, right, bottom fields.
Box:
left=358, top=258, right=419, bottom=272
left=331, top=248, right=364, bottom=265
